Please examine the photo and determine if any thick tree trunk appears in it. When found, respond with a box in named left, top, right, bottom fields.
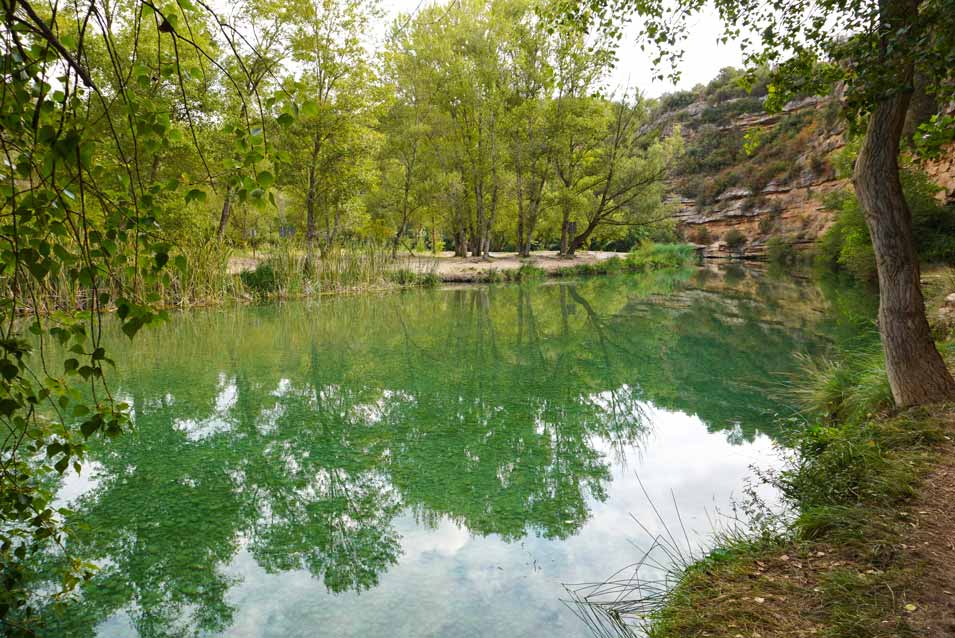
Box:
left=564, top=221, right=578, bottom=257
left=854, top=85, right=955, bottom=406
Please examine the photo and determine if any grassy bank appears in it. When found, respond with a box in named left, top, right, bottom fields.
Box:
left=5, top=241, right=698, bottom=315
left=626, top=274, right=955, bottom=637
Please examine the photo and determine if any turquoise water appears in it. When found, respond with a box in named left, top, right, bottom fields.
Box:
left=40, top=267, right=873, bottom=637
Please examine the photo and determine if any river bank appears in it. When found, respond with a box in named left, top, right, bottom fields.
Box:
left=228, top=243, right=698, bottom=297
left=229, top=250, right=629, bottom=281
left=610, top=268, right=955, bottom=638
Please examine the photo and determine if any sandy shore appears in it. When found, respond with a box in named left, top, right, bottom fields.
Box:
left=403, top=251, right=624, bottom=281
left=228, top=250, right=627, bottom=282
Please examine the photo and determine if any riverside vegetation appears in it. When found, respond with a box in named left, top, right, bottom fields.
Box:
left=639, top=274, right=955, bottom=638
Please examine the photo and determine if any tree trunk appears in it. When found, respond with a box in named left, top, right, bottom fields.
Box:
left=305, top=168, right=317, bottom=270
left=568, top=216, right=602, bottom=256
left=854, top=82, right=955, bottom=406
left=565, top=221, right=578, bottom=257
left=216, top=188, right=232, bottom=240
left=516, top=193, right=526, bottom=258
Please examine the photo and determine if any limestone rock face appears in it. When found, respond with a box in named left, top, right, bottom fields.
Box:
left=922, top=142, right=955, bottom=206
left=669, top=95, right=955, bottom=260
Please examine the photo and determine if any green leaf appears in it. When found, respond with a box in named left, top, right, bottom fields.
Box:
left=80, top=418, right=99, bottom=438
left=300, top=99, right=319, bottom=118
left=257, top=171, right=274, bottom=188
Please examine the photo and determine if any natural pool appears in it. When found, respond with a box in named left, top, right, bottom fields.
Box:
left=39, top=266, right=874, bottom=637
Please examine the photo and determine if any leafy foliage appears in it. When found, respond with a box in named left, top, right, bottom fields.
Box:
left=817, top=167, right=955, bottom=282
left=0, top=0, right=276, bottom=628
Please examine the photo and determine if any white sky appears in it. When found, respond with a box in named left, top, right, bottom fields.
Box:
left=379, top=0, right=745, bottom=98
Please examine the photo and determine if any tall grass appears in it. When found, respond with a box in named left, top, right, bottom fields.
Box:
left=239, top=240, right=438, bottom=298
left=788, top=346, right=892, bottom=424
left=626, top=242, right=698, bottom=271
left=157, top=236, right=240, bottom=305
left=1, top=234, right=241, bottom=313
left=553, top=243, right=698, bottom=279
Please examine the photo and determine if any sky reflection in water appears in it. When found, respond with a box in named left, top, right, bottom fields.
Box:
left=41, top=267, right=874, bottom=637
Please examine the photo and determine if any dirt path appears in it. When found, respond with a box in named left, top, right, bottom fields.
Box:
left=227, top=250, right=627, bottom=281
left=905, top=435, right=955, bottom=637
left=403, top=250, right=623, bottom=281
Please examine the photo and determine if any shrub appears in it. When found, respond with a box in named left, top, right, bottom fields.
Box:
left=723, top=229, right=747, bottom=252
left=240, top=261, right=279, bottom=295
left=815, top=167, right=955, bottom=283
left=506, top=264, right=546, bottom=282
left=757, top=216, right=775, bottom=235
left=690, top=226, right=713, bottom=244
left=389, top=269, right=439, bottom=287
left=626, top=242, right=697, bottom=270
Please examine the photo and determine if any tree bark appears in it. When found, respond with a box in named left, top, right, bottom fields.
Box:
left=559, top=217, right=569, bottom=257
left=854, top=80, right=955, bottom=406
left=305, top=166, right=317, bottom=270
left=216, top=187, right=232, bottom=240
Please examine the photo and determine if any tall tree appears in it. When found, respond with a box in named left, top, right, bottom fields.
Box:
left=502, top=7, right=555, bottom=257
left=564, top=98, right=681, bottom=255
left=277, top=0, right=380, bottom=262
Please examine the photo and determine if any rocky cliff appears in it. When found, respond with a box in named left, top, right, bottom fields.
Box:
left=657, top=74, right=955, bottom=260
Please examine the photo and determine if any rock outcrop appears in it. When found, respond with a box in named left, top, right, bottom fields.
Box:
left=668, top=95, right=955, bottom=260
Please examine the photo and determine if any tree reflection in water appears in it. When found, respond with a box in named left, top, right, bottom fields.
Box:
left=33, top=268, right=873, bottom=636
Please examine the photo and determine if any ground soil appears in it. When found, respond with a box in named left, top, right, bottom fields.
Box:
left=227, top=250, right=625, bottom=281
left=402, top=250, right=623, bottom=281
left=905, top=437, right=955, bottom=637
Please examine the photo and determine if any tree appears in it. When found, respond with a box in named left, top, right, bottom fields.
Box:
left=558, top=0, right=955, bottom=405
left=377, top=21, right=437, bottom=258
left=0, top=0, right=273, bottom=627
left=276, top=0, right=380, bottom=263
left=501, top=10, right=556, bottom=257
left=564, top=97, right=681, bottom=255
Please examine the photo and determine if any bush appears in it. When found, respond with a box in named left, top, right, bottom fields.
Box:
left=240, top=261, right=279, bottom=295
left=389, top=269, right=440, bottom=287
left=625, top=242, right=697, bottom=270
left=816, top=167, right=955, bottom=283
left=690, top=226, right=713, bottom=244
left=723, top=229, right=747, bottom=252
left=505, top=263, right=546, bottom=282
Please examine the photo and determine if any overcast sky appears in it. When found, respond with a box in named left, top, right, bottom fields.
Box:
left=379, top=0, right=745, bottom=98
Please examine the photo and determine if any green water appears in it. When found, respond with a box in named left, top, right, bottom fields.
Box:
left=39, top=266, right=874, bottom=637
